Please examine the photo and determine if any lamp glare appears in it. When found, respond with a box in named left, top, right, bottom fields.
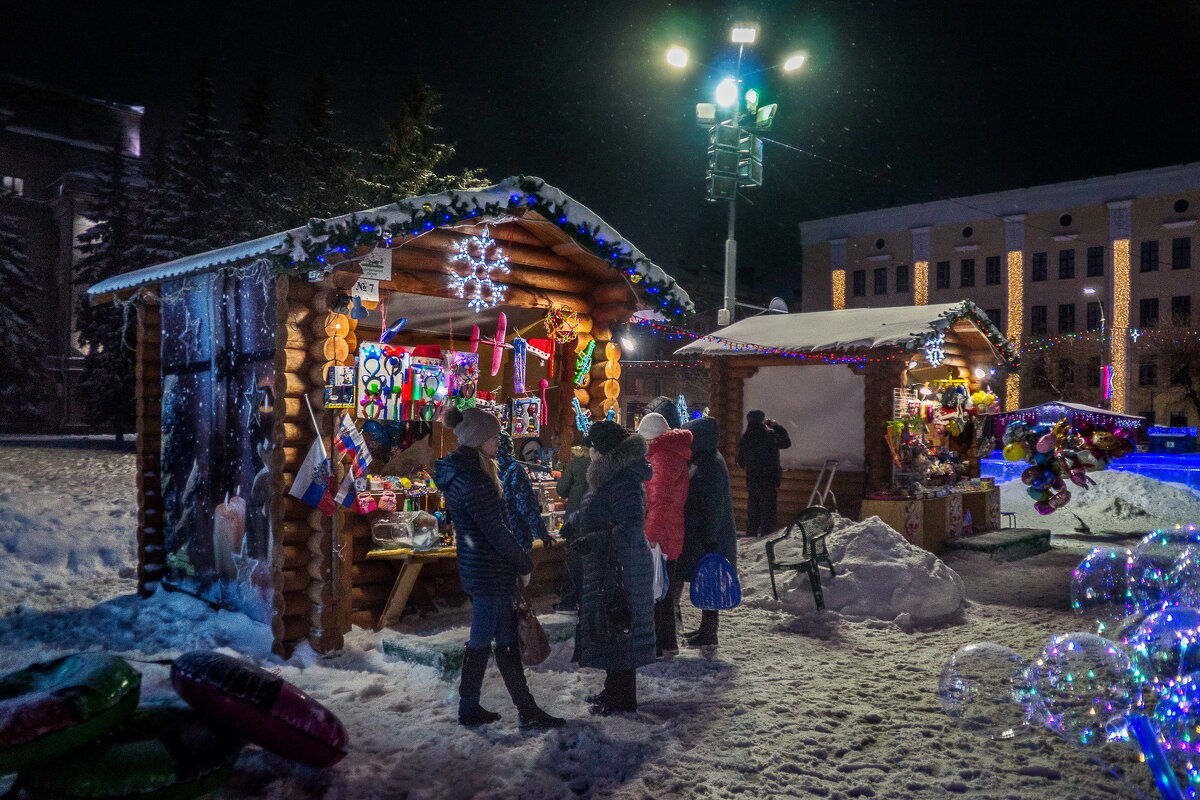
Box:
left=730, top=25, right=758, bottom=44
left=783, top=53, right=807, bottom=72
left=666, top=46, right=689, bottom=68
left=715, top=78, right=738, bottom=107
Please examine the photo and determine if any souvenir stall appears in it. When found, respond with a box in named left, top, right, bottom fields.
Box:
left=676, top=301, right=1019, bottom=552
left=87, top=176, right=693, bottom=657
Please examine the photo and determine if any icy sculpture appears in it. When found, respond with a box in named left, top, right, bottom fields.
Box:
left=1022, top=632, right=1140, bottom=746
left=938, top=642, right=1030, bottom=740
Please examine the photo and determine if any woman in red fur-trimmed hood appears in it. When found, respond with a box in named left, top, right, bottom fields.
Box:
left=636, top=411, right=692, bottom=660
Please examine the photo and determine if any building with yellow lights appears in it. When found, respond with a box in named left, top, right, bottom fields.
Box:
left=798, top=162, right=1200, bottom=430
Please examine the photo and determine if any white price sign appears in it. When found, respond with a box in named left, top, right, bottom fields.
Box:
left=359, top=248, right=392, bottom=280
left=353, top=278, right=379, bottom=302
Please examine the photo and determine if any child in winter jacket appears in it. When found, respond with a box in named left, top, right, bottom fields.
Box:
left=636, top=412, right=692, bottom=659
left=497, top=430, right=550, bottom=552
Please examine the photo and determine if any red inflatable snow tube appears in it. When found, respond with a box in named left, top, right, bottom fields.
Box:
left=170, top=651, right=348, bottom=768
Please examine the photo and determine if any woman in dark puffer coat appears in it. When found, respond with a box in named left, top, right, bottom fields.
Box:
left=572, top=421, right=656, bottom=715
left=677, top=415, right=737, bottom=658
left=434, top=407, right=563, bottom=731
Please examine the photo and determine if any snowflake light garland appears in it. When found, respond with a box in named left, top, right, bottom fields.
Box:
left=923, top=331, right=946, bottom=367
left=449, top=227, right=509, bottom=311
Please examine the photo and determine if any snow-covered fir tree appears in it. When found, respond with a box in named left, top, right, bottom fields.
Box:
left=231, top=74, right=289, bottom=239
left=0, top=209, right=48, bottom=423
left=283, top=72, right=371, bottom=221
left=74, top=140, right=142, bottom=438
left=363, top=82, right=488, bottom=203
left=147, top=67, right=238, bottom=257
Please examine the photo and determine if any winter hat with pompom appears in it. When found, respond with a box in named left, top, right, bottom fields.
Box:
left=442, top=406, right=501, bottom=448
left=637, top=412, right=670, bottom=441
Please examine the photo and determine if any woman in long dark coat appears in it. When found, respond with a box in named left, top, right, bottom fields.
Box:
left=434, top=407, right=564, bottom=731
left=677, top=415, right=737, bottom=658
left=572, top=421, right=656, bottom=715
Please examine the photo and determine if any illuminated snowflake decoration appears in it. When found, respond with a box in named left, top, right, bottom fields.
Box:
left=1130, top=328, right=1142, bottom=342
left=450, top=227, right=509, bottom=312
left=923, top=331, right=946, bottom=367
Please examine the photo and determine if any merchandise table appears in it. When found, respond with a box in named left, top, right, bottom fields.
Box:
left=366, top=538, right=565, bottom=631
left=859, top=485, right=999, bottom=554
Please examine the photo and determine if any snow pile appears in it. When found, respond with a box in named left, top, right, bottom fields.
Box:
left=999, top=468, right=1200, bottom=533
left=741, top=516, right=966, bottom=627
left=0, top=447, right=138, bottom=593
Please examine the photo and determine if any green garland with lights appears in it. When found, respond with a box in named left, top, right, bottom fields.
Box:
left=925, top=300, right=1022, bottom=370
left=269, top=177, right=694, bottom=317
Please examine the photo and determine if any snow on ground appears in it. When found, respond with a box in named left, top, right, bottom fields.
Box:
left=5, top=444, right=1200, bottom=799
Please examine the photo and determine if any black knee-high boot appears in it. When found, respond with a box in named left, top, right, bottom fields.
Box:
left=591, top=669, right=637, bottom=715
left=458, top=645, right=502, bottom=726
left=493, top=644, right=566, bottom=731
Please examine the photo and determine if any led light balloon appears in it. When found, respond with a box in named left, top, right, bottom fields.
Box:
left=938, top=643, right=1030, bottom=740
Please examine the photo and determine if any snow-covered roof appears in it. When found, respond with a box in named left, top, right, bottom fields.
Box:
left=675, top=300, right=1017, bottom=364
left=992, top=402, right=1145, bottom=422
left=87, top=176, right=693, bottom=314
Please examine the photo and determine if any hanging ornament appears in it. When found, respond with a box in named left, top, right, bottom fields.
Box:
left=574, top=340, right=595, bottom=386
left=449, top=227, right=510, bottom=311
left=543, top=305, right=580, bottom=343
left=538, top=379, right=549, bottom=425
left=571, top=397, right=593, bottom=432
left=923, top=332, right=947, bottom=367
left=512, top=337, right=527, bottom=394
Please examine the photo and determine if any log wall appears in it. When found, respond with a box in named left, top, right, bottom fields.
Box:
left=135, top=298, right=164, bottom=596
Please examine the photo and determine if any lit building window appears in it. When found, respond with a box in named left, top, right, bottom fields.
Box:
left=1, top=176, right=23, bottom=196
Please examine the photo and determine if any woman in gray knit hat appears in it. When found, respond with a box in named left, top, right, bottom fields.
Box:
left=434, top=406, right=564, bottom=731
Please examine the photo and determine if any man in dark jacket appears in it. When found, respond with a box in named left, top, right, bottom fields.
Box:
left=678, top=416, right=737, bottom=658
left=736, top=409, right=792, bottom=537
left=643, top=395, right=683, bottom=430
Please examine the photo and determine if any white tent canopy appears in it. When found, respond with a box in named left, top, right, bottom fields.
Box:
left=675, top=301, right=1005, bottom=357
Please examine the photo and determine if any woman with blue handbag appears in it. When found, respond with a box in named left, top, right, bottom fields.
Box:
left=678, top=416, right=738, bottom=659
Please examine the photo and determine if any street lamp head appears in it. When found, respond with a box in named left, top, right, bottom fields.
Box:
left=715, top=78, right=738, bottom=108
left=1082, top=287, right=1098, bottom=295
left=783, top=52, right=807, bottom=72
left=730, top=24, right=758, bottom=44
left=666, top=45, right=689, bottom=68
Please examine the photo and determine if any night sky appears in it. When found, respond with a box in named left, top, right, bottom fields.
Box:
left=5, top=1, right=1199, bottom=306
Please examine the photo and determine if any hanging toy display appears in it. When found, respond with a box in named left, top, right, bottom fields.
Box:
left=574, top=340, right=595, bottom=386
left=356, top=343, right=409, bottom=421
left=443, top=350, right=479, bottom=409
left=470, top=312, right=508, bottom=377
left=511, top=337, right=527, bottom=394
left=571, top=397, right=593, bottom=432
left=543, top=304, right=581, bottom=343
left=538, top=379, right=550, bottom=425
left=511, top=397, right=541, bottom=437
left=676, top=394, right=689, bottom=424
left=1004, top=416, right=1135, bottom=515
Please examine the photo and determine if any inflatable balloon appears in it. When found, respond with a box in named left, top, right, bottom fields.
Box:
left=1003, top=443, right=1026, bottom=462
left=1036, top=433, right=1056, bottom=453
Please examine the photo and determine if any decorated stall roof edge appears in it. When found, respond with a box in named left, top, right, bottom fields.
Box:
left=675, top=300, right=1019, bottom=368
left=87, top=176, right=694, bottom=316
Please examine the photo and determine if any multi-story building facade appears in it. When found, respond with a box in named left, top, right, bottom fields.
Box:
left=799, top=162, right=1200, bottom=428
left=0, top=74, right=143, bottom=430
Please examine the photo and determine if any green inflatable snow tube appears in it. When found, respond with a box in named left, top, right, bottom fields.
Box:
left=21, top=707, right=242, bottom=800
left=0, top=653, right=140, bottom=775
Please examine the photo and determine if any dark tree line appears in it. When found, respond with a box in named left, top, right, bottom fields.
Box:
left=72, top=68, right=486, bottom=436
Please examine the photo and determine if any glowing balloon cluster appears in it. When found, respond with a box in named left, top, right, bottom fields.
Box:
left=1002, top=417, right=1135, bottom=515
left=942, top=525, right=1200, bottom=799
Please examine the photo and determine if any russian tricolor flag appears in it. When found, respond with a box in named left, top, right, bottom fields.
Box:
left=288, top=436, right=337, bottom=515
left=335, top=413, right=372, bottom=478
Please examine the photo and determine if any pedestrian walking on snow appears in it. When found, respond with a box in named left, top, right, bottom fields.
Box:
left=678, top=415, right=737, bottom=658
left=737, top=409, right=791, bottom=537
left=434, top=407, right=564, bottom=731
left=636, top=412, right=692, bottom=660
left=572, top=421, right=656, bottom=715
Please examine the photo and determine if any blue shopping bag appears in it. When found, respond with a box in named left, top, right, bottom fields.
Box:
left=689, top=552, right=741, bottom=610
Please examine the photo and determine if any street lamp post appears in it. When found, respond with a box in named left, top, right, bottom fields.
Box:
left=1083, top=286, right=1110, bottom=407
left=667, top=27, right=805, bottom=326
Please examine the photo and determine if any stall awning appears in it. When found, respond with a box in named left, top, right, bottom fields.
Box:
left=990, top=401, right=1145, bottom=431
left=675, top=300, right=1018, bottom=367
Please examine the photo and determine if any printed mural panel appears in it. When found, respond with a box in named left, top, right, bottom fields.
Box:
left=160, top=263, right=276, bottom=622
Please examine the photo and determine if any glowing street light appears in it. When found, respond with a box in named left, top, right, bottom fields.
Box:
left=668, top=23, right=806, bottom=325
left=666, top=45, right=689, bottom=68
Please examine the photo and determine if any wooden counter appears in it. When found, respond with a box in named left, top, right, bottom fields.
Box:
left=859, top=485, right=998, bottom=554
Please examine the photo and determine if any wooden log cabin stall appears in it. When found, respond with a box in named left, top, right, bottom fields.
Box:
left=675, top=301, right=1020, bottom=550
left=86, top=176, right=694, bottom=657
